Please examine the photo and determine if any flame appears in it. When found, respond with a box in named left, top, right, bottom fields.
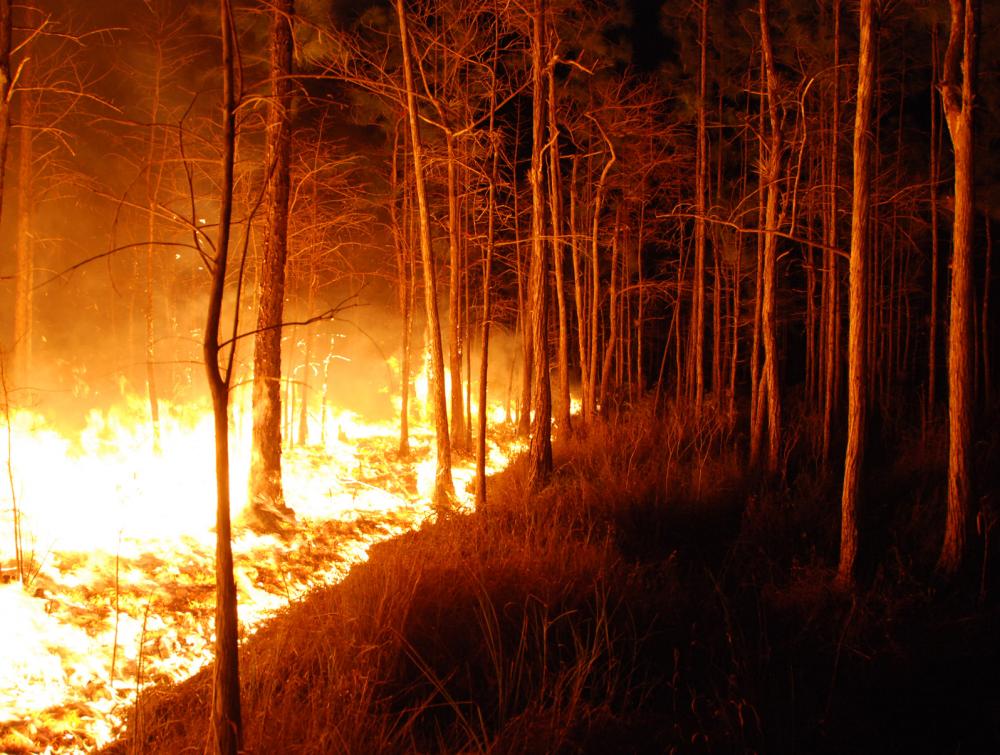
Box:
left=0, top=390, right=515, bottom=753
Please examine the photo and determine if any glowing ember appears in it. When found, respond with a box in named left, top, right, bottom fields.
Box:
left=0, top=397, right=513, bottom=754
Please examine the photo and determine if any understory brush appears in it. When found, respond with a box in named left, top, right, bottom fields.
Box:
left=107, top=400, right=999, bottom=753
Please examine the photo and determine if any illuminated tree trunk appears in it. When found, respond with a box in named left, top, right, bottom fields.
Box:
left=587, top=121, right=615, bottom=419
left=599, top=210, right=621, bottom=410
left=938, top=0, right=979, bottom=579
left=13, top=93, right=33, bottom=388
left=248, top=0, right=295, bottom=528
left=753, top=0, right=782, bottom=474
left=476, top=62, right=498, bottom=510
left=570, top=156, right=589, bottom=420
left=514, top=133, right=533, bottom=437
left=692, top=0, right=707, bottom=416
left=444, top=132, right=466, bottom=451
left=527, top=0, right=551, bottom=489
left=822, top=0, right=841, bottom=462
left=144, top=42, right=166, bottom=452
left=397, top=0, right=454, bottom=506
left=749, top=55, right=765, bottom=460
left=547, top=48, right=571, bottom=435
left=838, top=0, right=876, bottom=586
left=205, top=3, right=241, bottom=751
left=391, top=121, right=414, bottom=457
left=0, top=0, right=11, bottom=222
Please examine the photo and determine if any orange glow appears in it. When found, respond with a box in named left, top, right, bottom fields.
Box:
left=0, top=392, right=514, bottom=753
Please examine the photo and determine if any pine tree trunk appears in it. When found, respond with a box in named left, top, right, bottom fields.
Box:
left=144, top=46, right=166, bottom=452
left=599, top=213, right=620, bottom=410
left=476, top=63, right=499, bottom=510
left=445, top=133, right=466, bottom=451
left=937, top=0, right=979, bottom=579
left=207, top=4, right=241, bottom=751
left=391, top=122, right=413, bottom=457
left=822, top=0, right=841, bottom=464
left=0, top=0, right=11, bottom=225
left=758, top=0, right=783, bottom=474
left=692, top=0, right=708, bottom=416
left=12, top=93, right=33, bottom=390
left=547, top=51, right=571, bottom=435
left=527, top=0, right=552, bottom=488
left=397, top=0, right=455, bottom=506
left=249, top=0, right=295, bottom=528
left=837, top=0, right=876, bottom=586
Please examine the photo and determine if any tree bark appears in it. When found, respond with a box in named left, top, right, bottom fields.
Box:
left=206, top=2, right=241, bottom=751
left=444, top=132, right=466, bottom=451
left=0, top=0, right=12, bottom=225
left=527, top=0, right=552, bottom=489
left=248, top=0, right=295, bottom=529
left=12, top=91, right=33, bottom=389
left=937, top=0, right=979, bottom=579
left=692, top=0, right=708, bottom=416
left=756, top=0, right=782, bottom=474
left=547, top=45, right=571, bottom=435
left=822, top=0, right=841, bottom=462
left=837, top=0, right=876, bottom=587
left=397, top=0, right=455, bottom=506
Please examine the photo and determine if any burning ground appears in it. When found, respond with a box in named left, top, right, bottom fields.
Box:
left=0, top=397, right=513, bottom=754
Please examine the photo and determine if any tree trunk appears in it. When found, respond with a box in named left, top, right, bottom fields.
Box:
left=547, top=47, right=571, bottom=435
left=692, top=0, right=708, bottom=416
left=476, top=53, right=499, bottom=509
left=527, top=0, right=552, bottom=489
left=837, top=0, right=876, bottom=587
left=822, top=0, right=841, bottom=462
left=0, top=0, right=11, bottom=225
left=248, top=0, right=295, bottom=529
left=599, top=209, right=621, bottom=410
left=397, top=0, right=455, bottom=506
left=445, top=132, right=466, bottom=451
left=588, top=120, right=616, bottom=418
left=757, top=0, right=783, bottom=475
left=206, top=3, right=241, bottom=751
left=391, top=120, right=413, bottom=457
left=937, top=0, right=979, bottom=579
left=12, top=92, right=33, bottom=389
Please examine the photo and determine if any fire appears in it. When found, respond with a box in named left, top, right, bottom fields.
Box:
left=0, top=391, right=515, bottom=753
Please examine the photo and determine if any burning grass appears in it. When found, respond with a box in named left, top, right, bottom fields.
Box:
left=7, top=399, right=1000, bottom=753
left=0, top=397, right=510, bottom=754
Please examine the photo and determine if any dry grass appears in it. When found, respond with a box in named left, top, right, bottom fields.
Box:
left=105, top=399, right=1000, bottom=754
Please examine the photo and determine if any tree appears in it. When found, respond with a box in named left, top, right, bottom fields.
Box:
left=204, top=0, right=242, bottom=749
left=750, top=0, right=783, bottom=475
left=248, top=0, right=296, bottom=531
left=396, top=0, right=455, bottom=507
left=0, top=0, right=11, bottom=223
left=937, top=0, right=979, bottom=579
left=837, top=0, right=877, bottom=587
left=526, top=0, right=552, bottom=489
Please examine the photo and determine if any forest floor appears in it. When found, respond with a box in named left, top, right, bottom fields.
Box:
left=103, top=400, right=1000, bottom=754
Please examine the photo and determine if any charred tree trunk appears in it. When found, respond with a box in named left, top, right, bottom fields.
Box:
left=248, top=0, right=295, bottom=529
